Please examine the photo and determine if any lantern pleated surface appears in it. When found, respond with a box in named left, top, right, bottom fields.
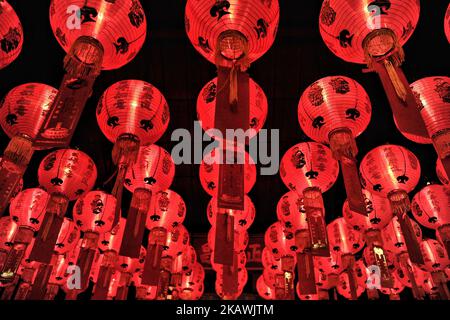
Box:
left=280, top=142, right=339, bottom=193
left=38, top=149, right=97, bottom=201
left=124, top=145, right=175, bottom=193
left=319, top=0, right=420, bottom=65
left=49, top=0, right=147, bottom=70
left=0, top=1, right=23, bottom=70
left=0, top=83, right=58, bottom=148
left=197, top=76, right=268, bottom=140
left=359, top=145, right=420, bottom=197
left=185, top=0, right=280, bottom=66
left=298, top=76, right=371, bottom=145
left=97, top=80, right=170, bottom=146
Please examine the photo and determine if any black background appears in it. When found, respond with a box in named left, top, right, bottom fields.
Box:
left=0, top=0, right=449, bottom=299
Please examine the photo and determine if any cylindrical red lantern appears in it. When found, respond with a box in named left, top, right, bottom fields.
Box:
left=319, top=0, right=427, bottom=142
left=29, top=149, right=97, bottom=264
left=360, top=144, right=423, bottom=264
left=0, top=83, right=58, bottom=215
left=298, top=76, right=371, bottom=214
left=0, top=1, right=23, bottom=70
left=280, top=142, right=339, bottom=256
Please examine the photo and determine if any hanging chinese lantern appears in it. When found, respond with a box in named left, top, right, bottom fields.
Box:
left=298, top=76, right=372, bottom=214
left=29, top=149, right=97, bottom=264
left=419, top=239, right=450, bottom=299
left=412, top=183, right=450, bottom=257
left=96, top=80, right=170, bottom=224
left=336, top=259, right=367, bottom=300
left=121, top=145, right=175, bottom=258
left=319, top=0, right=427, bottom=142
left=142, top=224, right=189, bottom=287
left=170, top=245, right=197, bottom=288
left=0, top=1, right=23, bottom=70
left=280, top=142, right=339, bottom=257
left=0, top=83, right=57, bottom=215
left=215, top=267, right=247, bottom=300
left=394, top=255, right=427, bottom=300
left=197, top=76, right=268, bottom=142
left=0, top=188, right=49, bottom=284
left=256, top=275, right=275, bottom=300
left=0, top=216, right=17, bottom=271
left=360, top=144, right=424, bottom=264
left=33, top=0, right=147, bottom=149
left=177, top=262, right=205, bottom=301
left=445, top=3, right=450, bottom=43
left=410, top=77, right=450, bottom=178
left=132, top=272, right=157, bottom=300
left=72, top=190, right=116, bottom=290
left=379, top=272, right=405, bottom=300
left=343, top=189, right=395, bottom=288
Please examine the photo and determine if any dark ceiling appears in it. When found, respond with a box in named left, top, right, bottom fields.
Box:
left=1, top=0, right=449, bottom=253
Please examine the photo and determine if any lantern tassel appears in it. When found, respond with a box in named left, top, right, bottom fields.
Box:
left=365, top=229, right=394, bottom=288
left=142, top=228, right=167, bottom=286
left=295, top=230, right=317, bottom=295
left=75, top=231, right=100, bottom=291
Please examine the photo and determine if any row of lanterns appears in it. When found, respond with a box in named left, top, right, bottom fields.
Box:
left=0, top=0, right=449, bottom=300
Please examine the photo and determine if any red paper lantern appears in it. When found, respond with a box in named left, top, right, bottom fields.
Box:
left=146, top=190, right=186, bottom=230
left=343, top=189, right=393, bottom=232
left=276, top=191, right=308, bottom=232
left=298, top=76, right=371, bottom=144
left=54, top=218, right=80, bottom=255
left=256, top=275, right=275, bottom=300
left=412, top=184, right=450, bottom=230
left=207, top=195, right=255, bottom=231
left=209, top=227, right=249, bottom=254
left=0, top=83, right=58, bottom=147
left=319, top=0, right=419, bottom=65
left=419, top=239, right=450, bottom=273
left=199, top=148, right=256, bottom=196
left=162, top=224, right=190, bottom=259
left=49, top=0, right=147, bottom=70
left=38, top=149, right=97, bottom=201
left=264, top=222, right=296, bottom=259
left=327, top=218, right=365, bottom=256
left=336, top=260, right=367, bottom=300
left=124, top=145, right=175, bottom=193
left=445, top=3, right=450, bottom=43
left=116, top=246, right=146, bottom=274
left=394, top=257, right=427, bottom=289
left=97, top=80, right=170, bottom=147
left=379, top=272, right=405, bottom=298
left=437, top=158, right=449, bottom=185
left=197, top=76, right=267, bottom=140
left=215, top=267, right=247, bottom=299
left=360, top=145, right=420, bottom=197
left=0, top=216, right=16, bottom=254
left=280, top=142, right=339, bottom=194
left=172, top=245, right=197, bottom=275
left=410, top=76, right=450, bottom=176
left=132, top=273, right=157, bottom=300
left=315, top=253, right=343, bottom=276
left=98, top=217, right=126, bottom=253
left=185, top=0, right=280, bottom=67
left=9, top=188, right=50, bottom=231
left=0, top=1, right=23, bottom=70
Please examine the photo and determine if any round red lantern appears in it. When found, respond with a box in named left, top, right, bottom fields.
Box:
left=336, top=260, right=367, bottom=300
left=49, top=0, right=147, bottom=70
left=209, top=227, right=249, bottom=254
left=0, top=83, right=58, bottom=146
left=0, top=1, right=23, bottom=70
left=419, top=239, right=449, bottom=273
left=197, top=76, right=267, bottom=141
left=298, top=75, right=371, bottom=214
left=382, top=216, right=422, bottom=256
left=146, top=190, right=186, bottom=230
left=360, top=144, right=424, bottom=264
left=327, top=218, right=365, bottom=256
left=55, top=218, right=80, bottom=255
left=276, top=191, right=308, bottom=232
left=207, top=195, right=255, bottom=231
left=319, top=0, right=428, bottom=142
left=185, top=0, right=279, bottom=67
left=199, top=147, right=256, bottom=196
left=264, top=222, right=296, bottom=259
left=315, top=253, right=343, bottom=276
left=98, top=217, right=126, bottom=253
